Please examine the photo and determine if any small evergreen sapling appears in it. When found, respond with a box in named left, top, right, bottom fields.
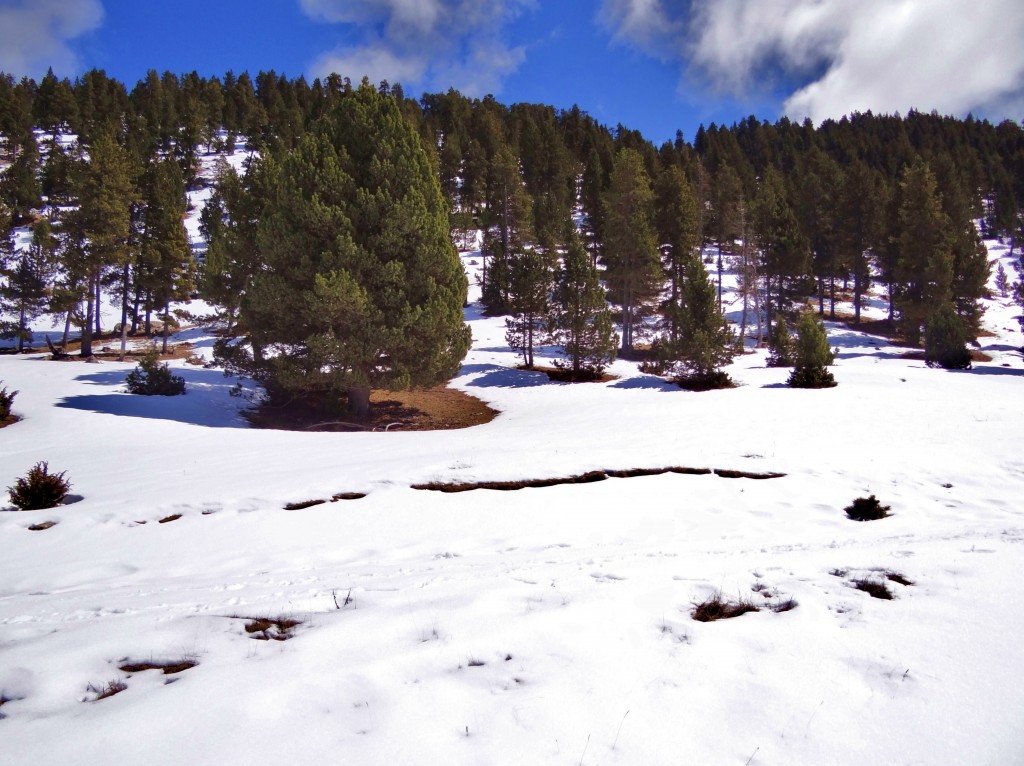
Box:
left=0, top=385, right=17, bottom=420
left=924, top=306, right=971, bottom=369
left=787, top=313, right=837, bottom=388
left=126, top=350, right=186, bottom=396
left=8, top=461, right=71, bottom=510
left=766, top=314, right=795, bottom=368
left=995, top=263, right=1009, bottom=298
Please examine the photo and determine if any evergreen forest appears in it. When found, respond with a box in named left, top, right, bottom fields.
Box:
left=2, top=68, right=1024, bottom=409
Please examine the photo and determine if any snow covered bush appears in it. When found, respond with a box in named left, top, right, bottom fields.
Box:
left=8, top=461, right=71, bottom=510
left=126, top=350, right=186, bottom=396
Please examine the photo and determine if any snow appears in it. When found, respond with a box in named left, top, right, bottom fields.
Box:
left=3, top=188, right=1024, bottom=763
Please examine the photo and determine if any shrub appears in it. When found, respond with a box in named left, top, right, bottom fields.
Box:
left=924, top=306, right=971, bottom=369
left=766, top=315, right=795, bottom=367
left=677, top=369, right=734, bottom=391
left=787, top=313, right=836, bottom=388
left=126, top=350, right=186, bottom=396
left=0, top=386, right=17, bottom=419
left=8, top=462, right=71, bottom=510
left=844, top=494, right=891, bottom=521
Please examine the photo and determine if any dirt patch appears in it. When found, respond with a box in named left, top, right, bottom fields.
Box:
left=27, top=520, right=57, bottom=531
left=119, top=659, right=197, bottom=675
left=0, top=414, right=20, bottom=429
left=247, top=384, right=498, bottom=432
left=413, top=465, right=784, bottom=492
left=158, top=513, right=182, bottom=524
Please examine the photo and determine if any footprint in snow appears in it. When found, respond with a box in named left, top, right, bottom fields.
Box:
left=590, top=572, right=626, bottom=582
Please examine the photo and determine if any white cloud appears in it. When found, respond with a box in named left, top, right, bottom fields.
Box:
left=0, top=0, right=103, bottom=78
left=599, top=0, right=1024, bottom=123
left=301, top=0, right=533, bottom=96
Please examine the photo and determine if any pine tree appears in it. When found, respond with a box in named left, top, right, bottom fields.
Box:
left=753, top=166, right=809, bottom=339
left=787, top=312, right=836, bottom=388
left=199, top=161, right=269, bottom=334
left=504, top=248, right=551, bottom=369
left=228, top=81, right=471, bottom=417
left=665, top=239, right=736, bottom=389
left=550, top=232, right=617, bottom=378
left=893, top=160, right=954, bottom=345
left=137, top=155, right=194, bottom=354
left=838, top=161, right=884, bottom=326
left=74, top=131, right=136, bottom=356
left=710, top=163, right=743, bottom=312
left=602, top=147, right=661, bottom=353
left=766, top=314, right=795, bottom=367
left=0, top=222, right=53, bottom=352
left=655, top=165, right=700, bottom=345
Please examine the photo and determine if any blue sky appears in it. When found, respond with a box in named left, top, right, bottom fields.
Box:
left=2, top=0, right=1022, bottom=145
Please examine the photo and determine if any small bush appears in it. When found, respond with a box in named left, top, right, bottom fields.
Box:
left=844, top=495, right=891, bottom=521
left=8, top=462, right=71, bottom=510
left=766, top=315, right=795, bottom=367
left=788, top=313, right=837, bottom=388
left=677, top=369, right=734, bottom=391
left=126, top=350, right=186, bottom=396
left=924, top=306, right=971, bottom=370
left=0, top=386, right=17, bottom=420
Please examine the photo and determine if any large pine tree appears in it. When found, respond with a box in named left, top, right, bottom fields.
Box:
left=894, top=159, right=954, bottom=345
left=550, top=232, right=617, bottom=378
left=602, top=147, right=661, bottom=353
left=228, top=81, right=471, bottom=417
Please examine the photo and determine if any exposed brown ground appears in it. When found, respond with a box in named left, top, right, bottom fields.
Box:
left=247, top=384, right=498, bottom=432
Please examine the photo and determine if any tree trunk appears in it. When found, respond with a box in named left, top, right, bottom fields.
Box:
left=717, top=243, right=723, bottom=313
left=95, top=277, right=102, bottom=336
left=161, top=302, right=170, bottom=354
left=853, top=257, right=863, bottom=327
left=81, top=277, right=95, bottom=357
left=829, top=274, right=836, bottom=319
left=18, top=305, right=26, bottom=352
left=347, top=386, right=371, bottom=418
left=119, top=262, right=130, bottom=361
left=62, top=313, right=72, bottom=350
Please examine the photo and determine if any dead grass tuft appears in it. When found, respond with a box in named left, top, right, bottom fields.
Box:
left=853, top=579, right=894, bottom=600
left=241, top=616, right=302, bottom=641
left=692, top=593, right=761, bottom=622
left=88, top=680, right=127, bottom=701
left=158, top=513, right=182, bottom=524
left=27, top=520, right=58, bottom=531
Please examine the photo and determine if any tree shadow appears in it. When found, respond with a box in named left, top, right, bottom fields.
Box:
left=608, top=375, right=678, bottom=391
left=56, top=367, right=251, bottom=428
left=459, top=364, right=552, bottom=389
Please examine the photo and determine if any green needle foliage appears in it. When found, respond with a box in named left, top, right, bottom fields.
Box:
left=788, top=312, right=837, bottom=388
left=924, top=305, right=972, bottom=369
left=224, top=80, right=471, bottom=417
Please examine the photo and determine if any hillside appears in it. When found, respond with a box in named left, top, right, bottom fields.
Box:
left=2, top=210, right=1023, bottom=763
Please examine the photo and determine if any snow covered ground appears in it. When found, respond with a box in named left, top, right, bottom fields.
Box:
left=3, top=200, right=1024, bottom=761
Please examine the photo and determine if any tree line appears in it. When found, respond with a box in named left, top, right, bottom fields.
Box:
left=2, top=68, right=1023, bottom=403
